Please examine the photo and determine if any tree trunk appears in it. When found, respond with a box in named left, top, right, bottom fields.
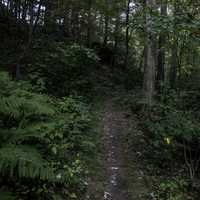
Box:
left=33, top=0, right=43, bottom=33
left=103, top=0, right=109, bottom=46
left=44, top=0, right=55, bottom=32
left=103, top=14, right=109, bottom=46
left=28, top=0, right=34, bottom=44
left=112, top=14, right=120, bottom=68
left=17, top=0, right=21, bottom=19
left=86, top=0, right=92, bottom=47
left=124, top=0, right=131, bottom=68
left=170, top=2, right=179, bottom=89
left=156, top=0, right=167, bottom=92
left=9, top=0, right=14, bottom=11
left=14, top=0, right=18, bottom=18
left=143, top=0, right=156, bottom=108
left=170, top=40, right=178, bottom=88
left=22, top=0, right=28, bottom=22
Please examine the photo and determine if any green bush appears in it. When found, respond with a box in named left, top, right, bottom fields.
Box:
left=0, top=72, right=94, bottom=199
left=141, top=100, right=200, bottom=181
left=124, top=87, right=200, bottom=199
left=154, top=178, right=187, bottom=200
left=25, top=41, right=99, bottom=96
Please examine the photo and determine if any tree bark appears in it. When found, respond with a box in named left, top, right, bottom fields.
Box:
left=124, top=0, right=131, bottom=68
left=103, top=14, right=109, bottom=46
left=86, top=0, right=92, bottom=47
left=156, top=0, right=167, bottom=92
left=44, top=0, right=55, bottom=32
left=33, top=0, right=43, bottom=33
left=143, top=0, right=156, bottom=108
left=112, top=14, right=120, bottom=67
left=170, top=39, right=178, bottom=88
left=170, top=2, right=179, bottom=89
left=103, top=0, right=109, bottom=46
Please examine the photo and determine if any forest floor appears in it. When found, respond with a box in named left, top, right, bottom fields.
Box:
left=87, top=89, right=151, bottom=200
left=103, top=98, right=130, bottom=200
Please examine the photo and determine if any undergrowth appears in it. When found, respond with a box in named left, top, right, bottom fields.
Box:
left=0, top=72, right=96, bottom=200
left=124, top=88, right=200, bottom=200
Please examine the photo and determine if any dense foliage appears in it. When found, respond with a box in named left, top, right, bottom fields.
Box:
left=124, top=87, right=200, bottom=199
left=25, top=41, right=99, bottom=96
left=0, top=0, right=200, bottom=199
left=0, top=72, right=94, bottom=199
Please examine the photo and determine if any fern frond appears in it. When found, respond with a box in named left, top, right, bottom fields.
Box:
left=8, top=122, right=56, bottom=144
left=0, top=145, right=55, bottom=181
left=23, top=100, right=55, bottom=117
left=0, top=94, right=55, bottom=122
left=0, top=96, right=24, bottom=119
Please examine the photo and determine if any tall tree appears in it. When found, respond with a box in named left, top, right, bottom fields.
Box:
left=103, top=0, right=109, bottom=46
left=143, top=0, right=156, bottom=108
left=112, top=12, right=120, bottom=67
left=156, top=0, right=167, bottom=92
left=124, top=0, right=131, bottom=68
left=86, top=0, right=92, bottom=47
left=170, top=38, right=178, bottom=88
left=170, top=1, right=179, bottom=88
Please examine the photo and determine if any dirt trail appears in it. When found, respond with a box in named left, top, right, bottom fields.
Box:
left=102, top=98, right=149, bottom=200
left=87, top=94, right=149, bottom=200
left=103, top=99, right=129, bottom=200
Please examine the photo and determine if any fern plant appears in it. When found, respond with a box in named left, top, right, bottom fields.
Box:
left=0, top=73, right=57, bottom=181
left=0, top=72, right=94, bottom=199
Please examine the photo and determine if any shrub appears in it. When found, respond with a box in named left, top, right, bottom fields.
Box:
left=142, top=101, right=200, bottom=182
left=154, top=178, right=187, bottom=200
left=0, top=72, right=94, bottom=199
left=25, top=41, right=99, bottom=96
